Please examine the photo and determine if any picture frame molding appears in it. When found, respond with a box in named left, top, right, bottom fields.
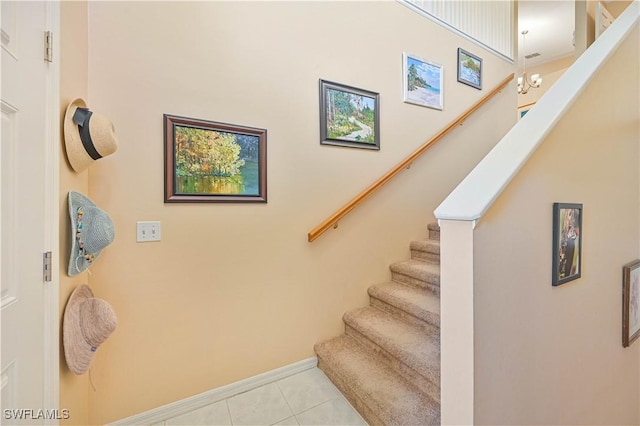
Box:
left=319, top=79, right=380, bottom=150
left=402, top=52, right=444, bottom=110
left=163, top=114, right=267, bottom=203
left=552, top=202, right=583, bottom=286
left=623, top=259, right=640, bottom=347
left=457, top=47, right=483, bottom=90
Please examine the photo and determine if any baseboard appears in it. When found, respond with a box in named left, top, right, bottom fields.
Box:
left=108, top=357, right=318, bottom=425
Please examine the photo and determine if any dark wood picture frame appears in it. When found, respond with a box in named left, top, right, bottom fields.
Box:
left=623, top=259, right=640, bottom=347
left=164, top=114, right=267, bottom=203
left=457, top=48, right=482, bottom=90
left=319, top=79, right=380, bottom=150
left=552, top=203, right=583, bottom=286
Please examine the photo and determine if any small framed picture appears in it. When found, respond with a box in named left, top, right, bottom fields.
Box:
left=457, top=48, right=482, bottom=90
left=402, top=52, right=443, bottom=110
left=623, top=260, right=640, bottom=347
left=552, top=203, right=583, bottom=286
left=518, top=102, right=535, bottom=119
left=319, top=79, right=380, bottom=150
left=164, top=114, right=267, bottom=203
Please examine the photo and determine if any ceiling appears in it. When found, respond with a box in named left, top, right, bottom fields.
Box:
left=517, top=0, right=631, bottom=68
left=517, top=1, right=576, bottom=67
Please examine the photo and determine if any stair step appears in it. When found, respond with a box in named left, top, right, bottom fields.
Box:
left=343, top=306, right=440, bottom=402
left=389, top=259, right=440, bottom=293
left=368, top=281, right=440, bottom=328
left=410, top=239, right=440, bottom=264
left=315, top=335, right=440, bottom=426
left=427, top=222, right=440, bottom=241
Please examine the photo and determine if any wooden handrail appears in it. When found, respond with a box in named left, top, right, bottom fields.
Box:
left=308, top=73, right=515, bottom=243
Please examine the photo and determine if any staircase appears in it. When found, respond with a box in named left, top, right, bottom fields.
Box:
left=315, top=223, right=441, bottom=425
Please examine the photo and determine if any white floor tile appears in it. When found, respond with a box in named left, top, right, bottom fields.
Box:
left=272, top=416, right=299, bottom=426
left=277, top=368, right=343, bottom=414
left=227, top=382, right=293, bottom=425
left=165, top=400, right=231, bottom=425
left=295, top=397, right=367, bottom=426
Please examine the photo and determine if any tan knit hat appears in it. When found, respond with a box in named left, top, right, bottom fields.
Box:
left=63, top=98, right=118, bottom=173
left=63, top=285, right=117, bottom=375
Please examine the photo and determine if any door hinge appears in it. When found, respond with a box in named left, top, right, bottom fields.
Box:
left=43, top=251, right=52, bottom=282
left=44, top=31, right=53, bottom=63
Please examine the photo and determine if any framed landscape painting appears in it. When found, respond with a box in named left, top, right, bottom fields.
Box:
left=403, top=53, right=443, bottom=110
left=164, top=114, right=267, bottom=203
left=457, top=48, right=482, bottom=90
left=518, top=102, right=535, bottom=120
left=319, top=79, right=380, bottom=150
left=552, top=203, right=582, bottom=286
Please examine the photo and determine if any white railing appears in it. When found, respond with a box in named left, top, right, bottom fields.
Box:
left=399, top=0, right=515, bottom=62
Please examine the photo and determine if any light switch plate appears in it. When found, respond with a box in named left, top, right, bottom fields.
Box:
left=137, top=221, right=161, bottom=242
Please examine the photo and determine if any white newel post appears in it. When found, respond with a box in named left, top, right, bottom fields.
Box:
left=438, top=219, right=475, bottom=425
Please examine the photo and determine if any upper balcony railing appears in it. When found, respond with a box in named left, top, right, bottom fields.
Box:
left=307, top=73, right=515, bottom=243
left=399, top=0, right=515, bottom=62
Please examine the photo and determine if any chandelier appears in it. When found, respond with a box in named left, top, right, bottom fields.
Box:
left=517, top=30, right=543, bottom=95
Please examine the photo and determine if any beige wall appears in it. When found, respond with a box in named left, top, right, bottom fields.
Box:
left=58, top=1, right=519, bottom=423
left=473, top=24, right=639, bottom=425
left=59, top=2, right=90, bottom=425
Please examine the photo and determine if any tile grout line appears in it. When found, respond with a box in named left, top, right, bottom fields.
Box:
left=274, top=380, right=297, bottom=425
left=224, top=398, right=234, bottom=426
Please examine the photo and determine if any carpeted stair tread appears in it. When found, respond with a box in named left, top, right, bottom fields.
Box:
left=427, top=222, right=440, bottom=241
left=389, top=259, right=440, bottom=289
left=410, top=239, right=440, bottom=263
left=315, top=335, right=440, bottom=426
left=343, top=306, right=440, bottom=387
left=368, top=281, right=440, bottom=327
left=410, top=239, right=440, bottom=254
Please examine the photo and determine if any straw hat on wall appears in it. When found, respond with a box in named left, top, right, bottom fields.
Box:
left=63, top=98, right=118, bottom=173
left=63, top=285, right=117, bottom=375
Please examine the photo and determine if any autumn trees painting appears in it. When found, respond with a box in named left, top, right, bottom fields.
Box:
left=164, top=115, right=267, bottom=203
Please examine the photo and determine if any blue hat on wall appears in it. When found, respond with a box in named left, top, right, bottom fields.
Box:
left=68, top=191, right=115, bottom=276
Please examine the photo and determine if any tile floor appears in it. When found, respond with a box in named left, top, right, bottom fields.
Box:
left=151, top=368, right=367, bottom=426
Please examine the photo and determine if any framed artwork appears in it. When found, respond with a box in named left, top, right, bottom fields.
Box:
left=319, top=79, right=380, bottom=150
left=518, top=102, right=535, bottom=119
left=164, top=114, right=267, bottom=203
left=623, top=260, right=640, bottom=347
left=402, top=52, right=444, bottom=110
left=552, top=203, right=582, bottom=286
left=457, top=48, right=482, bottom=90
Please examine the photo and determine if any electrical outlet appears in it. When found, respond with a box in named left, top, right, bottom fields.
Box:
left=136, top=221, right=161, bottom=242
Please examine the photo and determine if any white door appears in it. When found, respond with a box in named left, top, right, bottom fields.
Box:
left=1, top=1, right=58, bottom=424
